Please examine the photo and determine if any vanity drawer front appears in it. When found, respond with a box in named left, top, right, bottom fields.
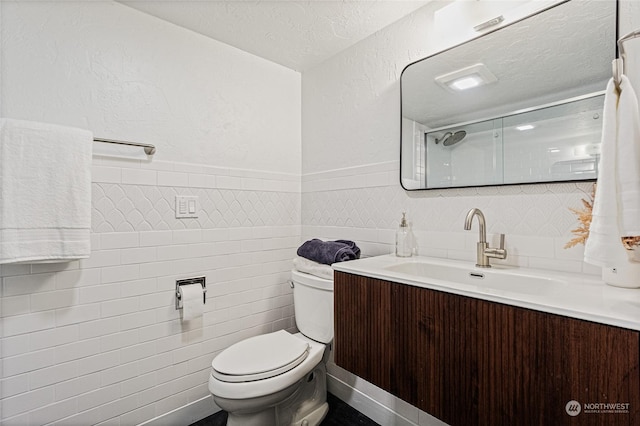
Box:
left=334, top=272, right=640, bottom=426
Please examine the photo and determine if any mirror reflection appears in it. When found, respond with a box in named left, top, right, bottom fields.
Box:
left=400, top=0, right=616, bottom=190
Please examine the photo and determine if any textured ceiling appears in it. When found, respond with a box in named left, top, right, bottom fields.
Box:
left=118, top=0, right=430, bottom=72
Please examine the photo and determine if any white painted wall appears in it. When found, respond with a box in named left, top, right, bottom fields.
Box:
left=0, top=1, right=300, bottom=425
left=302, top=1, right=640, bottom=425
left=1, top=1, right=301, bottom=174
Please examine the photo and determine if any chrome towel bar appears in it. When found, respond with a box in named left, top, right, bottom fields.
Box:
left=93, top=137, right=156, bottom=155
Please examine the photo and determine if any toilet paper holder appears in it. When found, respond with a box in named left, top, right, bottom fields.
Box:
left=175, top=276, right=207, bottom=310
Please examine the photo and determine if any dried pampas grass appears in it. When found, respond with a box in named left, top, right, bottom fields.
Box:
left=565, top=183, right=640, bottom=251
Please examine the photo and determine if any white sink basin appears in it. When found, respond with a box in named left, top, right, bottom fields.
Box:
left=383, top=260, right=566, bottom=296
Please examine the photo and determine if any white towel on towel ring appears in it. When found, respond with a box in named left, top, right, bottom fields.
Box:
left=585, top=76, right=640, bottom=266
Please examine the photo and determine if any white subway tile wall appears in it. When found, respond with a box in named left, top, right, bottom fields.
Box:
left=0, top=162, right=601, bottom=426
left=0, top=161, right=599, bottom=426
left=302, top=161, right=595, bottom=275
left=0, top=158, right=301, bottom=425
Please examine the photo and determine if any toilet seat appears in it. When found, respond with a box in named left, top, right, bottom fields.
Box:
left=212, top=330, right=309, bottom=383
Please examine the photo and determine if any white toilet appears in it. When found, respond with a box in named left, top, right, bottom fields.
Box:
left=208, top=269, right=334, bottom=426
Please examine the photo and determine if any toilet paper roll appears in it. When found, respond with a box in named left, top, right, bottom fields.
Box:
left=179, top=283, right=204, bottom=321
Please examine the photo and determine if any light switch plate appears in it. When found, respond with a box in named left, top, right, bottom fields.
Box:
left=175, top=195, right=199, bottom=218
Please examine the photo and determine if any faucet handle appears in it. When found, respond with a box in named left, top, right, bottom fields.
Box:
left=485, top=234, right=507, bottom=260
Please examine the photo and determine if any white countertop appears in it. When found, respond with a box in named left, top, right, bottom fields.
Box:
left=332, top=254, right=640, bottom=332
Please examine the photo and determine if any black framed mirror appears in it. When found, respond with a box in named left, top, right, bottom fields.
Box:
left=400, top=0, right=617, bottom=190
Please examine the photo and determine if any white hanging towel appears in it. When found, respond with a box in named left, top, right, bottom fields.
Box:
left=584, top=76, right=640, bottom=267
left=0, top=118, right=93, bottom=264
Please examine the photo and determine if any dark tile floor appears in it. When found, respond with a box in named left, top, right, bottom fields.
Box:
left=190, top=393, right=379, bottom=426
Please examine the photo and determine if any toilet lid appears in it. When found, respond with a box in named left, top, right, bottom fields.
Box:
left=211, top=330, right=309, bottom=383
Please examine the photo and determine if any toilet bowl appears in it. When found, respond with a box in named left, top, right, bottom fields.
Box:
left=208, top=270, right=334, bottom=426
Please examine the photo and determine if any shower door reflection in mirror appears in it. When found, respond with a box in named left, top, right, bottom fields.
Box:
left=400, top=0, right=616, bottom=190
left=423, top=95, right=604, bottom=188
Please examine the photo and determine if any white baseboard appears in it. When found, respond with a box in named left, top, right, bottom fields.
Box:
left=139, top=374, right=431, bottom=426
left=327, top=374, right=418, bottom=426
left=138, top=395, right=220, bottom=426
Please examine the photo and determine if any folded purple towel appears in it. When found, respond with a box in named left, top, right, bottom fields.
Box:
left=297, top=239, right=361, bottom=265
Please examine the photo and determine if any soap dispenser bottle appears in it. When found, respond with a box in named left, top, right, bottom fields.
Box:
left=396, top=212, right=412, bottom=257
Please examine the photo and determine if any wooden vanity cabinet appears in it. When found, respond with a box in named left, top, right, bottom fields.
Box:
left=334, top=271, right=640, bottom=426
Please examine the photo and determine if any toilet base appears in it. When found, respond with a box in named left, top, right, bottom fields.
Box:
left=277, top=363, right=328, bottom=425
left=215, top=384, right=298, bottom=426
left=291, top=402, right=328, bottom=426
left=222, top=401, right=328, bottom=426
left=215, top=362, right=328, bottom=426
left=226, top=408, right=277, bottom=426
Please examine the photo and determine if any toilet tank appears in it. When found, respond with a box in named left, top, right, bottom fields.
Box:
left=291, top=270, right=334, bottom=344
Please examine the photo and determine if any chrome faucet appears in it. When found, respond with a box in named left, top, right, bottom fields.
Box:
left=464, top=208, right=507, bottom=268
